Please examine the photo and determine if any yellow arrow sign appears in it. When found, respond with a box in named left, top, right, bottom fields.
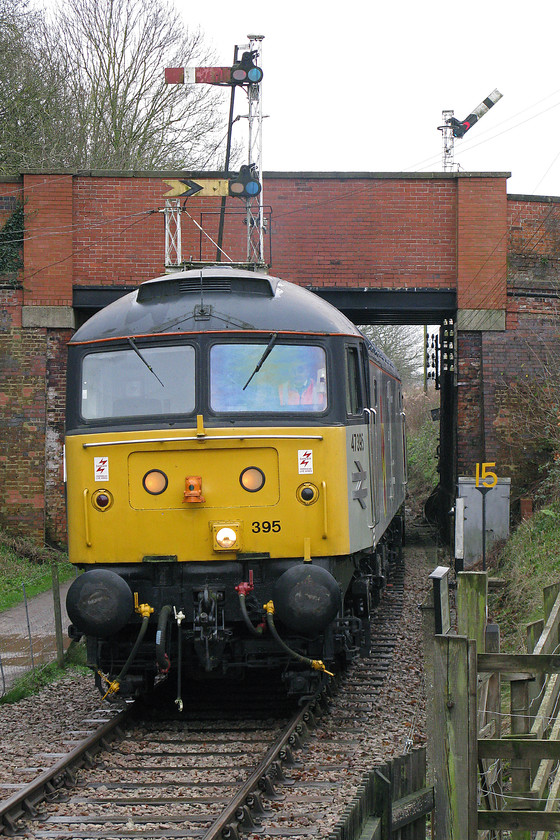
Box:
left=163, top=178, right=230, bottom=198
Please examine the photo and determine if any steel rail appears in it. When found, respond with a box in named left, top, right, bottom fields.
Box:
left=201, top=697, right=319, bottom=840
left=0, top=708, right=129, bottom=836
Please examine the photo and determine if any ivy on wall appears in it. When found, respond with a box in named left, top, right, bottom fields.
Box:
left=0, top=200, right=24, bottom=282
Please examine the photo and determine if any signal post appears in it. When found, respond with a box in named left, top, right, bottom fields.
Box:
left=164, top=36, right=265, bottom=267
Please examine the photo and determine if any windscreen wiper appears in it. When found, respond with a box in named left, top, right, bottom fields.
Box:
left=242, top=333, right=278, bottom=391
left=127, top=337, right=165, bottom=387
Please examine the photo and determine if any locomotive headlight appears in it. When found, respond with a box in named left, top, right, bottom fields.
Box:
left=216, top=528, right=236, bottom=548
left=212, top=522, right=242, bottom=551
left=240, top=466, right=265, bottom=492
left=143, top=469, right=168, bottom=495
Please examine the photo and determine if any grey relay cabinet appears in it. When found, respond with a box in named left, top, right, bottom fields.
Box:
left=455, top=477, right=511, bottom=568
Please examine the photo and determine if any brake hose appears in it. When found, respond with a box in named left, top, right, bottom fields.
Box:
left=238, top=591, right=265, bottom=637
left=100, top=612, right=150, bottom=700
left=155, top=604, right=173, bottom=672
left=263, top=601, right=333, bottom=676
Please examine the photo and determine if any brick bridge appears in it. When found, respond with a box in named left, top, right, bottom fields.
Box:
left=1, top=170, right=558, bottom=542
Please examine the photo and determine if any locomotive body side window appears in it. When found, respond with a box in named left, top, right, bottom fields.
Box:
left=345, top=346, right=363, bottom=416
left=210, top=343, right=327, bottom=413
left=81, top=345, right=195, bottom=419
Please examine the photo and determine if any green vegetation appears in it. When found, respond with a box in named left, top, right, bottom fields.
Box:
left=407, top=413, right=439, bottom=491
left=404, top=387, right=440, bottom=515
left=0, top=200, right=24, bottom=280
left=489, top=502, right=560, bottom=651
left=0, top=530, right=74, bottom=612
left=0, top=641, right=88, bottom=705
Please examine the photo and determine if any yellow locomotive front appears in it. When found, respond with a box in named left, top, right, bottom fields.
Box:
left=65, top=268, right=405, bottom=699
left=67, top=424, right=349, bottom=566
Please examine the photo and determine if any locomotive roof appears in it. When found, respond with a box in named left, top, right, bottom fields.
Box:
left=70, top=266, right=400, bottom=377
left=71, top=266, right=362, bottom=341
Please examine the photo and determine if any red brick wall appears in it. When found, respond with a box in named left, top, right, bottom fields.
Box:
left=45, top=329, right=73, bottom=544
left=454, top=196, right=560, bottom=495
left=73, top=176, right=167, bottom=286
left=457, top=177, right=508, bottom=310
left=66, top=173, right=462, bottom=291
left=16, top=171, right=503, bottom=299
left=456, top=331, right=483, bottom=475
left=508, top=195, right=560, bottom=293
left=0, top=289, right=46, bottom=540
left=264, top=176, right=459, bottom=288
left=23, top=174, right=74, bottom=306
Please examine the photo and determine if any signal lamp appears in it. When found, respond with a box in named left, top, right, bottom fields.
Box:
left=143, top=469, right=168, bottom=495
left=240, top=467, right=265, bottom=492
left=229, top=164, right=261, bottom=199
left=230, top=51, right=263, bottom=85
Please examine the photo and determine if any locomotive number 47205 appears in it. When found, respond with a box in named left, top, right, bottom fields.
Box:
left=252, top=521, right=281, bottom=533
left=350, top=432, right=365, bottom=452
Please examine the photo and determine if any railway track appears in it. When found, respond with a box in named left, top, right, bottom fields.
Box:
left=0, top=556, right=409, bottom=840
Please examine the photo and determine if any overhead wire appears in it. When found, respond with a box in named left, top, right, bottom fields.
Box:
left=2, top=84, right=558, bottom=243
left=20, top=210, right=157, bottom=286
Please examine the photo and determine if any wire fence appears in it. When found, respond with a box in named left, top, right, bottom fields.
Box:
left=0, top=564, right=75, bottom=698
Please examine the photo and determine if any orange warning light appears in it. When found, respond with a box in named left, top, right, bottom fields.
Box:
left=183, top=476, right=205, bottom=503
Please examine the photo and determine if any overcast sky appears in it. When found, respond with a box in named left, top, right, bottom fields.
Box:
left=180, top=0, right=560, bottom=198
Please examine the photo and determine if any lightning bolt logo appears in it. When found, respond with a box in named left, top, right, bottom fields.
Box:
left=94, top=456, right=109, bottom=481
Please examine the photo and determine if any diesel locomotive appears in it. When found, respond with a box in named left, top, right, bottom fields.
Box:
left=65, top=266, right=406, bottom=701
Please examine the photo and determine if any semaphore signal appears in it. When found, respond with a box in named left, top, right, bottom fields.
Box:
left=164, top=36, right=265, bottom=267
left=439, top=89, right=503, bottom=172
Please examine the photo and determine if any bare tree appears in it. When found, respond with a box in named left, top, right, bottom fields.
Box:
left=360, top=323, right=424, bottom=387
left=47, top=0, right=227, bottom=170
left=0, top=0, right=78, bottom=173
left=494, top=317, right=560, bottom=503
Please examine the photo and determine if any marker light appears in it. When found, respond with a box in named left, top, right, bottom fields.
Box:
left=143, top=470, right=168, bottom=495
left=215, top=527, right=237, bottom=549
left=296, top=483, right=319, bottom=505
left=240, top=467, right=265, bottom=492
left=92, top=489, right=114, bottom=511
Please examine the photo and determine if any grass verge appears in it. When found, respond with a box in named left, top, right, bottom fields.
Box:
left=488, top=501, right=560, bottom=651
left=0, top=641, right=89, bottom=705
left=0, top=530, right=74, bottom=612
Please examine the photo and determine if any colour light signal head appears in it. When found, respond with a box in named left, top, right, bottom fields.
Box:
left=229, top=164, right=262, bottom=199
left=230, top=51, right=263, bottom=85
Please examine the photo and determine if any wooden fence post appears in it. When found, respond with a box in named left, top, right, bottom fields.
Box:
left=457, top=571, right=488, bottom=651
left=373, top=768, right=392, bottom=838
left=543, top=582, right=560, bottom=626
left=510, top=676, right=531, bottom=840
left=432, top=634, right=477, bottom=840
left=420, top=589, right=436, bottom=792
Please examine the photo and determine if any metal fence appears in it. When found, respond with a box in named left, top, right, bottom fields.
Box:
left=0, top=565, right=74, bottom=697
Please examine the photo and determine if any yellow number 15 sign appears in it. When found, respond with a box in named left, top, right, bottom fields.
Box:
left=475, top=462, right=498, bottom=488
